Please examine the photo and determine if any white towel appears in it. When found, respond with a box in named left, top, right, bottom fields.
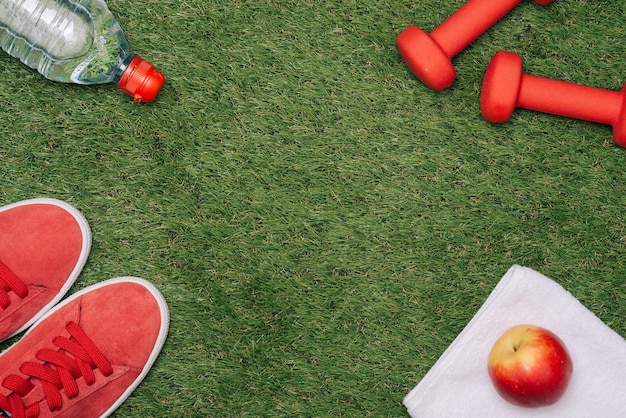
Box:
left=403, top=265, right=626, bottom=418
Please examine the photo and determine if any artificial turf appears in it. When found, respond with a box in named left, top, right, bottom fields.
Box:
left=0, top=0, right=624, bottom=416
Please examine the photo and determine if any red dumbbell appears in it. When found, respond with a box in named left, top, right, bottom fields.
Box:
left=396, top=0, right=554, bottom=91
left=481, top=50, right=626, bottom=147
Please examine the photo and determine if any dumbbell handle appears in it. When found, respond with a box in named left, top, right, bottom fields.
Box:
left=517, top=75, right=622, bottom=126
left=431, top=0, right=522, bottom=58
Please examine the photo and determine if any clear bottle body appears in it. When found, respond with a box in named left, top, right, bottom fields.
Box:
left=0, top=0, right=131, bottom=85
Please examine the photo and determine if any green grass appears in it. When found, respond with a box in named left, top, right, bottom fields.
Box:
left=1, top=0, right=625, bottom=416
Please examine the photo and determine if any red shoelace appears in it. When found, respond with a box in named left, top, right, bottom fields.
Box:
left=0, top=260, right=29, bottom=309
left=0, top=321, right=113, bottom=418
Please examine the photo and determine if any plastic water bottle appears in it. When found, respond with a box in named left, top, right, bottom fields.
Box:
left=0, top=0, right=165, bottom=102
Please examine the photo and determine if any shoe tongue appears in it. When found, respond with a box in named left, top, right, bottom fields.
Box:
left=20, top=377, right=47, bottom=414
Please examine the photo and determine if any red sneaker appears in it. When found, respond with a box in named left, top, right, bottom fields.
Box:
left=0, top=277, right=169, bottom=418
left=0, top=198, right=91, bottom=342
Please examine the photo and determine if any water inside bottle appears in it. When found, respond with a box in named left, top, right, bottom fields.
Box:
left=0, top=0, right=131, bottom=84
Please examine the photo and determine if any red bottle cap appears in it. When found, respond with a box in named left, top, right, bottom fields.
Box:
left=117, top=56, right=165, bottom=102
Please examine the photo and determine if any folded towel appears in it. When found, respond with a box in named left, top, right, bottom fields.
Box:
left=404, top=265, right=626, bottom=417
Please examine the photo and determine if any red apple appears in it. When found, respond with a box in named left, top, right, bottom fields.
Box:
left=487, top=324, right=573, bottom=407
